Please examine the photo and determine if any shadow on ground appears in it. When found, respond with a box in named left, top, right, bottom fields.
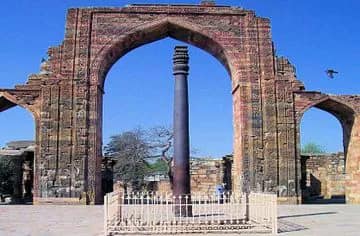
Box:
left=278, top=211, right=338, bottom=234
left=278, top=219, right=308, bottom=234
left=279, top=211, right=337, bottom=219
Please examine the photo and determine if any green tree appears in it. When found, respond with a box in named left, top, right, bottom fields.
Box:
left=145, top=126, right=174, bottom=185
left=104, top=125, right=196, bottom=191
left=147, top=159, right=168, bottom=173
left=104, top=128, right=150, bottom=191
left=301, top=142, right=326, bottom=154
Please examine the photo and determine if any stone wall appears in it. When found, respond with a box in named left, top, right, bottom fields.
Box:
left=301, top=153, right=346, bottom=201
left=190, top=159, right=227, bottom=195
left=147, top=157, right=233, bottom=195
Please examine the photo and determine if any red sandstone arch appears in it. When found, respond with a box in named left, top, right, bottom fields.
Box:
left=87, top=16, right=244, bottom=202
left=295, top=93, right=358, bottom=203
left=0, top=91, right=40, bottom=199
left=0, top=91, right=39, bottom=118
left=296, top=95, right=355, bottom=155
left=297, top=96, right=355, bottom=119
left=90, top=18, right=235, bottom=89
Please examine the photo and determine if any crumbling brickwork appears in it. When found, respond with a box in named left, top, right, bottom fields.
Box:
left=190, top=159, right=227, bottom=195
left=301, top=153, right=346, bottom=201
left=0, top=3, right=359, bottom=204
left=147, top=158, right=232, bottom=196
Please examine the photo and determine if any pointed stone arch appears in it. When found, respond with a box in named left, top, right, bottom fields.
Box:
left=0, top=89, right=41, bottom=200
left=90, top=17, right=235, bottom=89
left=81, top=8, right=255, bottom=203
left=0, top=91, right=40, bottom=119
left=294, top=91, right=360, bottom=203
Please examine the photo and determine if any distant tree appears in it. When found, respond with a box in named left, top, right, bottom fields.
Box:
left=301, top=142, right=326, bottom=154
left=0, top=157, right=16, bottom=201
left=147, top=159, right=168, bottom=173
left=104, top=125, right=197, bottom=191
left=146, top=126, right=174, bottom=186
left=145, top=125, right=198, bottom=187
left=104, top=128, right=150, bottom=191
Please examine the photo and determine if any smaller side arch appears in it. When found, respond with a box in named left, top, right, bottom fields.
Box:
left=294, top=91, right=358, bottom=204
left=295, top=94, right=355, bottom=157
left=0, top=89, right=41, bottom=200
left=0, top=90, right=40, bottom=120
left=295, top=92, right=355, bottom=120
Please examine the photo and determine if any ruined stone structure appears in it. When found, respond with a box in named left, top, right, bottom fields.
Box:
left=301, top=153, right=346, bottom=203
left=190, top=158, right=232, bottom=195
left=0, top=3, right=359, bottom=204
left=0, top=141, right=35, bottom=203
left=146, top=157, right=233, bottom=196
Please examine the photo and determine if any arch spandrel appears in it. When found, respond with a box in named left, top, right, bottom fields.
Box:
left=0, top=92, right=17, bottom=112
left=294, top=91, right=357, bottom=120
left=0, top=90, right=41, bottom=119
left=89, top=17, right=241, bottom=88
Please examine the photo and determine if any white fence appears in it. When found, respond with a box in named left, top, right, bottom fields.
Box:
left=104, top=191, right=277, bottom=235
left=249, top=192, right=278, bottom=234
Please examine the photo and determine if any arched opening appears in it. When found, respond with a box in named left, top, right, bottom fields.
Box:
left=100, top=33, right=233, bottom=195
left=94, top=19, right=233, bottom=88
left=299, top=98, right=355, bottom=204
left=0, top=95, right=35, bottom=204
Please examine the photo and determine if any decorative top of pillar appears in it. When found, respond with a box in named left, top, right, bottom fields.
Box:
left=173, top=46, right=189, bottom=76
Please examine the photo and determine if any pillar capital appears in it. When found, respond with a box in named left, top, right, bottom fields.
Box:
left=173, top=46, right=189, bottom=76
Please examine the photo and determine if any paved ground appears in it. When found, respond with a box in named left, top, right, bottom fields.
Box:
left=0, top=206, right=104, bottom=236
left=278, top=205, right=360, bottom=236
left=0, top=204, right=359, bottom=235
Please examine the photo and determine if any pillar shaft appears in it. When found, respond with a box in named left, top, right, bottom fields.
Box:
left=172, top=46, right=191, bottom=198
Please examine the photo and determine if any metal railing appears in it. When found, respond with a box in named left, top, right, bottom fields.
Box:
left=104, top=191, right=277, bottom=235
left=249, top=192, right=278, bottom=234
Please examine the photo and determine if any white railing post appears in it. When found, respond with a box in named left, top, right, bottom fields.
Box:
left=115, top=194, right=121, bottom=221
left=104, top=193, right=108, bottom=236
left=272, top=194, right=278, bottom=235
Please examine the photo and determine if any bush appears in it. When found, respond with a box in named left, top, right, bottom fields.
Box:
left=301, top=142, right=326, bottom=154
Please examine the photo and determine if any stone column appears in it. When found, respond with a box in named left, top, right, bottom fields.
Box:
left=172, top=46, right=192, bottom=216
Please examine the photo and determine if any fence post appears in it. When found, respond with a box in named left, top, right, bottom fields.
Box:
left=104, top=193, right=108, bottom=236
left=118, top=191, right=122, bottom=222
left=272, top=195, right=278, bottom=235
left=247, top=192, right=251, bottom=222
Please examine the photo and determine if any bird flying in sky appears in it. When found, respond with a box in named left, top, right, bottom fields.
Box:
left=325, top=69, right=338, bottom=79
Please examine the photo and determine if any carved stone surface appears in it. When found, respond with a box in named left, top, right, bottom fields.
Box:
left=0, top=3, right=359, bottom=204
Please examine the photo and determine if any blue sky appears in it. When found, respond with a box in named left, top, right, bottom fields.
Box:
left=0, top=0, right=359, bottom=155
